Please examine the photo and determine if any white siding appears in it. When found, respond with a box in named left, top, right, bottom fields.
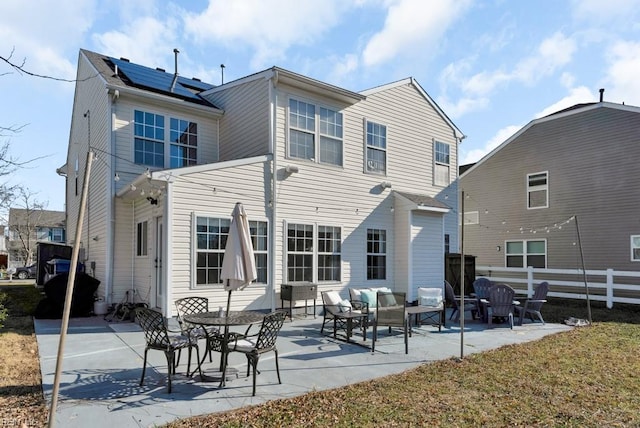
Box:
left=410, top=212, right=445, bottom=301
left=203, top=78, right=271, bottom=161
left=166, top=161, right=271, bottom=315
left=65, top=53, right=112, bottom=300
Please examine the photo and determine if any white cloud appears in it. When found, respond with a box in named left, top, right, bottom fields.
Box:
left=571, top=0, right=640, bottom=25
left=0, top=0, right=95, bottom=79
left=93, top=16, right=180, bottom=70
left=328, top=54, right=360, bottom=84
left=460, top=124, right=522, bottom=165
left=183, top=0, right=351, bottom=69
left=437, top=95, right=489, bottom=119
left=534, top=86, right=595, bottom=118
left=603, top=40, right=640, bottom=105
left=513, top=32, right=576, bottom=84
left=362, top=0, right=471, bottom=67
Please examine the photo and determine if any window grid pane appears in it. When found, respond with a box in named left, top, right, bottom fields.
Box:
left=170, top=118, right=198, bottom=167
left=527, top=172, right=549, bottom=209
left=366, top=121, right=387, bottom=174
left=196, top=217, right=230, bottom=285
left=134, top=110, right=165, bottom=167
left=317, top=226, right=341, bottom=281
left=506, top=240, right=546, bottom=268
left=367, top=229, right=386, bottom=280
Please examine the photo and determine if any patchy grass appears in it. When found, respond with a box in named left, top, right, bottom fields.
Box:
left=0, top=284, right=47, bottom=427
left=0, top=286, right=639, bottom=428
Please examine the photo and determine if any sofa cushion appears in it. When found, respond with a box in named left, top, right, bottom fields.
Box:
left=349, top=288, right=363, bottom=301
left=418, top=287, right=443, bottom=307
left=324, top=291, right=343, bottom=306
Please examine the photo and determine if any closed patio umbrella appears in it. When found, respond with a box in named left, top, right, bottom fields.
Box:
left=221, top=202, right=257, bottom=314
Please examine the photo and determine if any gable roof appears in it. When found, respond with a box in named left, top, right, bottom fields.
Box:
left=8, top=208, right=65, bottom=227
left=80, top=49, right=218, bottom=107
left=460, top=101, right=640, bottom=177
left=202, top=66, right=366, bottom=106
left=394, top=191, right=450, bottom=213
left=361, top=78, right=465, bottom=141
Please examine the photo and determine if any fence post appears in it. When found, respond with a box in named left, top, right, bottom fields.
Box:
left=527, top=267, right=534, bottom=297
left=606, top=269, right=613, bottom=309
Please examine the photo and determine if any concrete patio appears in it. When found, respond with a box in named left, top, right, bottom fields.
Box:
left=35, top=311, right=572, bottom=427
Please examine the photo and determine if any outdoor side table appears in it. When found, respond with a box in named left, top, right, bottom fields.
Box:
left=406, top=304, right=445, bottom=332
left=281, top=283, right=317, bottom=320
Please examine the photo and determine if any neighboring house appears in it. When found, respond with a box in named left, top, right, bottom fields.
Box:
left=59, top=49, right=464, bottom=317
left=0, top=226, right=7, bottom=269
left=6, top=208, right=66, bottom=269
left=459, top=100, right=640, bottom=273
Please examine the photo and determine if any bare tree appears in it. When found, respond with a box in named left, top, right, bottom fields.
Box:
left=6, top=187, right=49, bottom=266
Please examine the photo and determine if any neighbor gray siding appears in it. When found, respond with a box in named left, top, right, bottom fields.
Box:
left=461, top=104, right=640, bottom=271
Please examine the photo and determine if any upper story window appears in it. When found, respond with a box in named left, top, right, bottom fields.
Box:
left=506, top=240, right=546, bottom=268
left=134, top=110, right=198, bottom=169
left=527, top=171, right=548, bottom=209
left=170, top=118, right=198, bottom=168
left=365, top=121, right=387, bottom=174
left=288, top=98, right=343, bottom=166
left=286, top=223, right=342, bottom=283
left=134, top=110, right=165, bottom=167
left=434, top=140, right=450, bottom=186
left=36, top=227, right=66, bottom=243
left=631, top=235, right=640, bottom=262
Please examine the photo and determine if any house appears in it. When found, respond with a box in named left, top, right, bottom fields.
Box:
left=6, top=208, right=66, bottom=269
left=459, top=100, right=640, bottom=273
left=59, top=49, right=464, bottom=317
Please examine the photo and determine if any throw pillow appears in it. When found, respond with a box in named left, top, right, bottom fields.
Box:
left=360, top=289, right=377, bottom=309
left=378, top=292, right=397, bottom=307
left=338, top=299, right=352, bottom=312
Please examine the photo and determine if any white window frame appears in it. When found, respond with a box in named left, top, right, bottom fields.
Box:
left=433, top=140, right=451, bottom=187
left=136, top=221, right=148, bottom=257
left=631, top=235, right=640, bottom=262
left=461, top=211, right=479, bottom=225
left=287, top=97, right=343, bottom=167
left=284, top=222, right=342, bottom=283
left=134, top=109, right=199, bottom=169
left=367, top=228, right=387, bottom=280
left=364, top=120, right=387, bottom=175
left=505, top=239, right=547, bottom=268
left=527, top=171, right=549, bottom=209
left=193, top=214, right=269, bottom=287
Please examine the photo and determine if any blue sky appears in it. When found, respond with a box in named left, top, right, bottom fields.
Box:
left=1, top=0, right=639, bottom=212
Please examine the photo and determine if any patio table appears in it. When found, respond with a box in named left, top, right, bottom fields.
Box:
left=184, top=310, right=264, bottom=386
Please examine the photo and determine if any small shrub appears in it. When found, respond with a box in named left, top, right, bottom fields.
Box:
left=0, top=293, right=8, bottom=328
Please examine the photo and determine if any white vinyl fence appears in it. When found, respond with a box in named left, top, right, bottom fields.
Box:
left=475, top=266, right=640, bottom=309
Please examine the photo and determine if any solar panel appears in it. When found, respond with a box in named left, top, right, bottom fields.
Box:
left=110, top=57, right=214, bottom=101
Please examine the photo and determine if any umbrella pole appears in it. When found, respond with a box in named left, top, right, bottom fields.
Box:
left=225, top=279, right=231, bottom=316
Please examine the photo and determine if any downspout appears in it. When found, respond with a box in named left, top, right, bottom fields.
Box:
left=164, top=177, right=173, bottom=317
left=107, top=90, right=118, bottom=305
left=131, top=201, right=135, bottom=303
left=269, top=69, right=279, bottom=311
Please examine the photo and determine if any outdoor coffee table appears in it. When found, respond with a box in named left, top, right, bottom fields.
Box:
left=184, top=310, right=264, bottom=386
